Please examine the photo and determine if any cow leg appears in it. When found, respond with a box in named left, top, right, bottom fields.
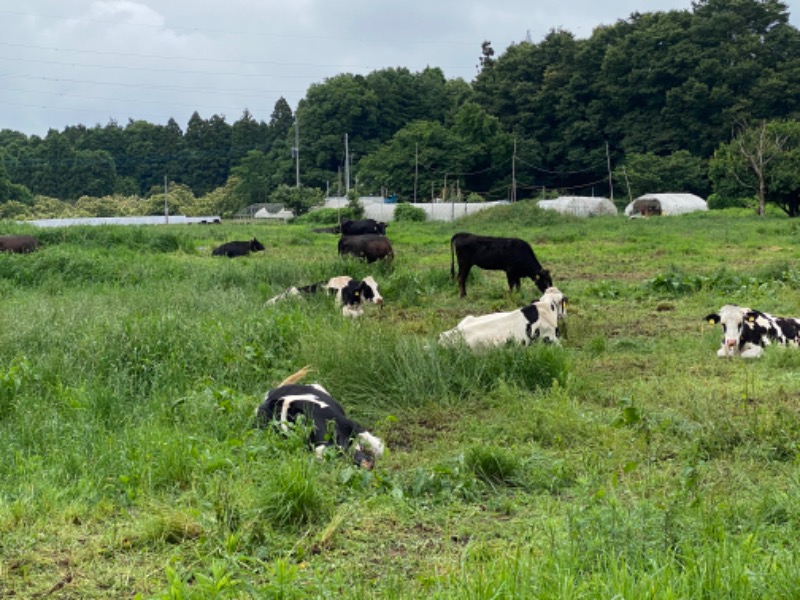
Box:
left=506, top=271, right=521, bottom=293
left=457, top=264, right=472, bottom=297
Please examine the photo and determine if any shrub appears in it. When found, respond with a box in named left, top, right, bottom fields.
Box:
left=394, top=203, right=427, bottom=222
left=465, top=445, right=521, bottom=486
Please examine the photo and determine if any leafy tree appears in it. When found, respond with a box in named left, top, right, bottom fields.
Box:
left=230, top=150, right=272, bottom=206
left=183, top=112, right=231, bottom=196
left=614, top=151, right=710, bottom=201
left=356, top=120, right=472, bottom=201
left=710, top=119, right=800, bottom=216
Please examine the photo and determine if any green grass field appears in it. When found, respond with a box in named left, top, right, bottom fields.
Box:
left=2, top=205, right=800, bottom=598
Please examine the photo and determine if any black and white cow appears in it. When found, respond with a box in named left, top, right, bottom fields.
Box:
left=212, top=237, right=266, bottom=257
left=450, top=232, right=552, bottom=297
left=255, top=381, right=385, bottom=469
left=705, top=304, right=800, bottom=358
left=266, top=275, right=383, bottom=317
left=438, top=292, right=562, bottom=350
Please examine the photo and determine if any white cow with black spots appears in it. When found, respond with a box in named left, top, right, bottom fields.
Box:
left=266, top=276, right=382, bottom=317
left=705, top=304, right=800, bottom=358
left=438, top=287, right=566, bottom=350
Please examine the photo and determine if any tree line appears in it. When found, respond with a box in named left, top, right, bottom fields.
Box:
left=1, top=0, right=799, bottom=218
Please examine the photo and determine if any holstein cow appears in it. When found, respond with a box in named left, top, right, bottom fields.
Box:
left=338, top=234, right=394, bottom=263
left=705, top=304, right=800, bottom=358
left=0, top=235, right=39, bottom=253
left=266, top=275, right=383, bottom=317
left=212, top=237, right=265, bottom=257
left=450, top=232, right=552, bottom=298
left=438, top=293, right=562, bottom=350
left=340, top=219, right=388, bottom=236
left=255, top=366, right=385, bottom=470
left=539, top=286, right=569, bottom=339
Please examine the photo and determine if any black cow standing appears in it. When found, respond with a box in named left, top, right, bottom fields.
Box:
left=255, top=374, right=385, bottom=469
left=338, top=234, right=394, bottom=263
left=340, top=219, right=388, bottom=236
left=450, top=232, right=552, bottom=297
left=212, top=237, right=265, bottom=257
left=0, top=235, right=39, bottom=253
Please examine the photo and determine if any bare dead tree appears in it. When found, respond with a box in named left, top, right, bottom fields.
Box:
left=733, top=119, right=788, bottom=216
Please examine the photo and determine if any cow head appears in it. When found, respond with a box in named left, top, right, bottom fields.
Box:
left=539, top=287, right=567, bottom=319
left=705, top=304, right=761, bottom=357
left=534, top=269, right=553, bottom=293
left=249, top=238, right=266, bottom=252
left=353, top=431, right=385, bottom=470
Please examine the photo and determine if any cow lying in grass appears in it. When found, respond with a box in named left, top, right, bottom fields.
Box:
left=212, top=237, right=265, bottom=257
left=255, top=367, right=385, bottom=470
left=266, top=276, right=382, bottom=317
left=439, top=287, right=565, bottom=350
left=706, top=304, right=800, bottom=358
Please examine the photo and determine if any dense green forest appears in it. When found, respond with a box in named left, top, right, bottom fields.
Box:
left=1, top=0, right=800, bottom=217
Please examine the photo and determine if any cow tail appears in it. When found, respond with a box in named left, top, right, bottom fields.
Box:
left=450, top=236, right=455, bottom=279
left=278, top=365, right=313, bottom=387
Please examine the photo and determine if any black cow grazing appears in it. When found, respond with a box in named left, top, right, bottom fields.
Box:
left=450, top=232, right=552, bottom=298
left=338, top=234, right=394, bottom=263
left=255, top=367, right=385, bottom=469
left=340, top=219, right=388, bottom=235
left=0, top=235, right=39, bottom=254
left=706, top=304, right=800, bottom=358
left=266, top=275, right=383, bottom=317
left=211, top=237, right=265, bottom=257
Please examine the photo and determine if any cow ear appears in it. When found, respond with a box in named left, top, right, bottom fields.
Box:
left=705, top=314, right=720, bottom=324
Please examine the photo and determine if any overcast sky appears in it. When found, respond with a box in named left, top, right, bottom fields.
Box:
left=2, top=1, right=798, bottom=138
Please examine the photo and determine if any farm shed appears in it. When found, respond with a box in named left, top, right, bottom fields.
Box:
left=624, top=193, right=708, bottom=217
left=254, top=206, right=294, bottom=221
left=537, top=196, right=617, bottom=217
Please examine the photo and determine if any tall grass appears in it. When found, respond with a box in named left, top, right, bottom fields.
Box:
left=1, top=215, right=800, bottom=597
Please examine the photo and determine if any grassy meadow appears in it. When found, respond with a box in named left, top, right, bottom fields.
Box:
left=2, top=204, right=800, bottom=598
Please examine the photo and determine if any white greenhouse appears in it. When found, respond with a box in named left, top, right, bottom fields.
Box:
left=624, top=193, right=708, bottom=217
left=537, top=196, right=618, bottom=217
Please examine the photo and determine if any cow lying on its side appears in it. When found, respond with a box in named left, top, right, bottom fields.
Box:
left=706, top=304, right=800, bottom=358
left=266, top=276, right=382, bottom=317
left=212, top=237, right=265, bottom=257
left=255, top=367, right=385, bottom=470
left=439, top=289, right=565, bottom=350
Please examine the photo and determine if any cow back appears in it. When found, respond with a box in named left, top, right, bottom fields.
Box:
left=0, top=235, right=39, bottom=253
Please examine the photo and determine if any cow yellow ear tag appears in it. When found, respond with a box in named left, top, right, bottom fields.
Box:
left=708, top=319, right=715, bottom=325
left=748, top=316, right=755, bottom=322
left=355, top=291, right=360, bottom=297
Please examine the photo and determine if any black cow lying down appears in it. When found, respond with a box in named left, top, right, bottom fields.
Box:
left=212, top=237, right=265, bottom=257
left=255, top=367, right=385, bottom=469
left=266, top=276, right=382, bottom=317
left=450, top=232, right=552, bottom=297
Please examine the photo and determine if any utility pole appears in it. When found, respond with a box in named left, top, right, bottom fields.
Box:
left=511, top=136, right=517, bottom=202
left=344, top=133, right=350, bottom=194
left=164, top=175, right=168, bottom=224
left=606, top=141, right=614, bottom=202
left=413, top=143, right=419, bottom=203
left=294, top=117, right=300, bottom=188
